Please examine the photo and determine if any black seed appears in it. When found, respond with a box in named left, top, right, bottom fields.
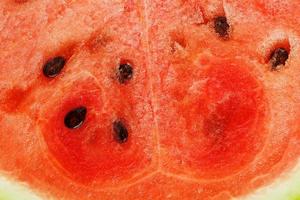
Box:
left=113, top=120, right=128, bottom=143
left=117, top=63, right=133, bottom=84
left=214, top=16, right=230, bottom=37
left=43, top=56, right=66, bottom=78
left=269, top=47, right=289, bottom=70
left=64, top=106, right=87, bottom=129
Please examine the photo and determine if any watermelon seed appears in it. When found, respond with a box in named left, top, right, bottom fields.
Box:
left=43, top=56, right=66, bottom=78
left=214, top=16, right=229, bottom=38
left=269, top=47, right=289, bottom=70
left=64, top=107, right=87, bottom=129
left=117, top=63, right=133, bottom=84
left=113, top=120, right=128, bottom=143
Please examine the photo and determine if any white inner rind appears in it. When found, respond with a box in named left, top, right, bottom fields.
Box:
left=1, top=160, right=300, bottom=200
left=0, top=175, right=44, bottom=200
left=237, top=159, right=300, bottom=200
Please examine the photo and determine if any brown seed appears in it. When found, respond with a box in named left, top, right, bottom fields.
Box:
left=64, top=107, right=87, bottom=129
left=117, top=63, right=133, bottom=84
left=113, top=120, right=129, bottom=143
left=214, top=16, right=230, bottom=38
left=269, top=47, right=289, bottom=70
left=43, top=56, right=66, bottom=78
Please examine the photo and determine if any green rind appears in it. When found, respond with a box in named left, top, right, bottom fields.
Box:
left=0, top=160, right=300, bottom=200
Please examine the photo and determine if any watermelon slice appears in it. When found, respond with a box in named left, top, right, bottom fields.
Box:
left=0, top=0, right=300, bottom=199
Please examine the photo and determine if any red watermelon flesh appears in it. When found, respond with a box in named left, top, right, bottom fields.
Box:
left=0, top=0, right=300, bottom=199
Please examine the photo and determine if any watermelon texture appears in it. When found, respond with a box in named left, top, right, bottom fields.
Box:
left=0, top=0, right=300, bottom=199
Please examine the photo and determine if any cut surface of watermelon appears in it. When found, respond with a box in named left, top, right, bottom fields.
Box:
left=0, top=0, right=300, bottom=199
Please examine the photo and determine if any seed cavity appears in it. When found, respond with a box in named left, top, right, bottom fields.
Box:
left=113, top=120, right=129, bottom=143
left=269, top=47, right=289, bottom=70
left=64, top=106, right=87, bottom=129
left=117, top=62, right=133, bottom=84
left=214, top=16, right=230, bottom=38
left=43, top=56, right=66, bottom=78
left=87, top=33, right=111, bottom=53
left=170, top=31, right=187, bottom=53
